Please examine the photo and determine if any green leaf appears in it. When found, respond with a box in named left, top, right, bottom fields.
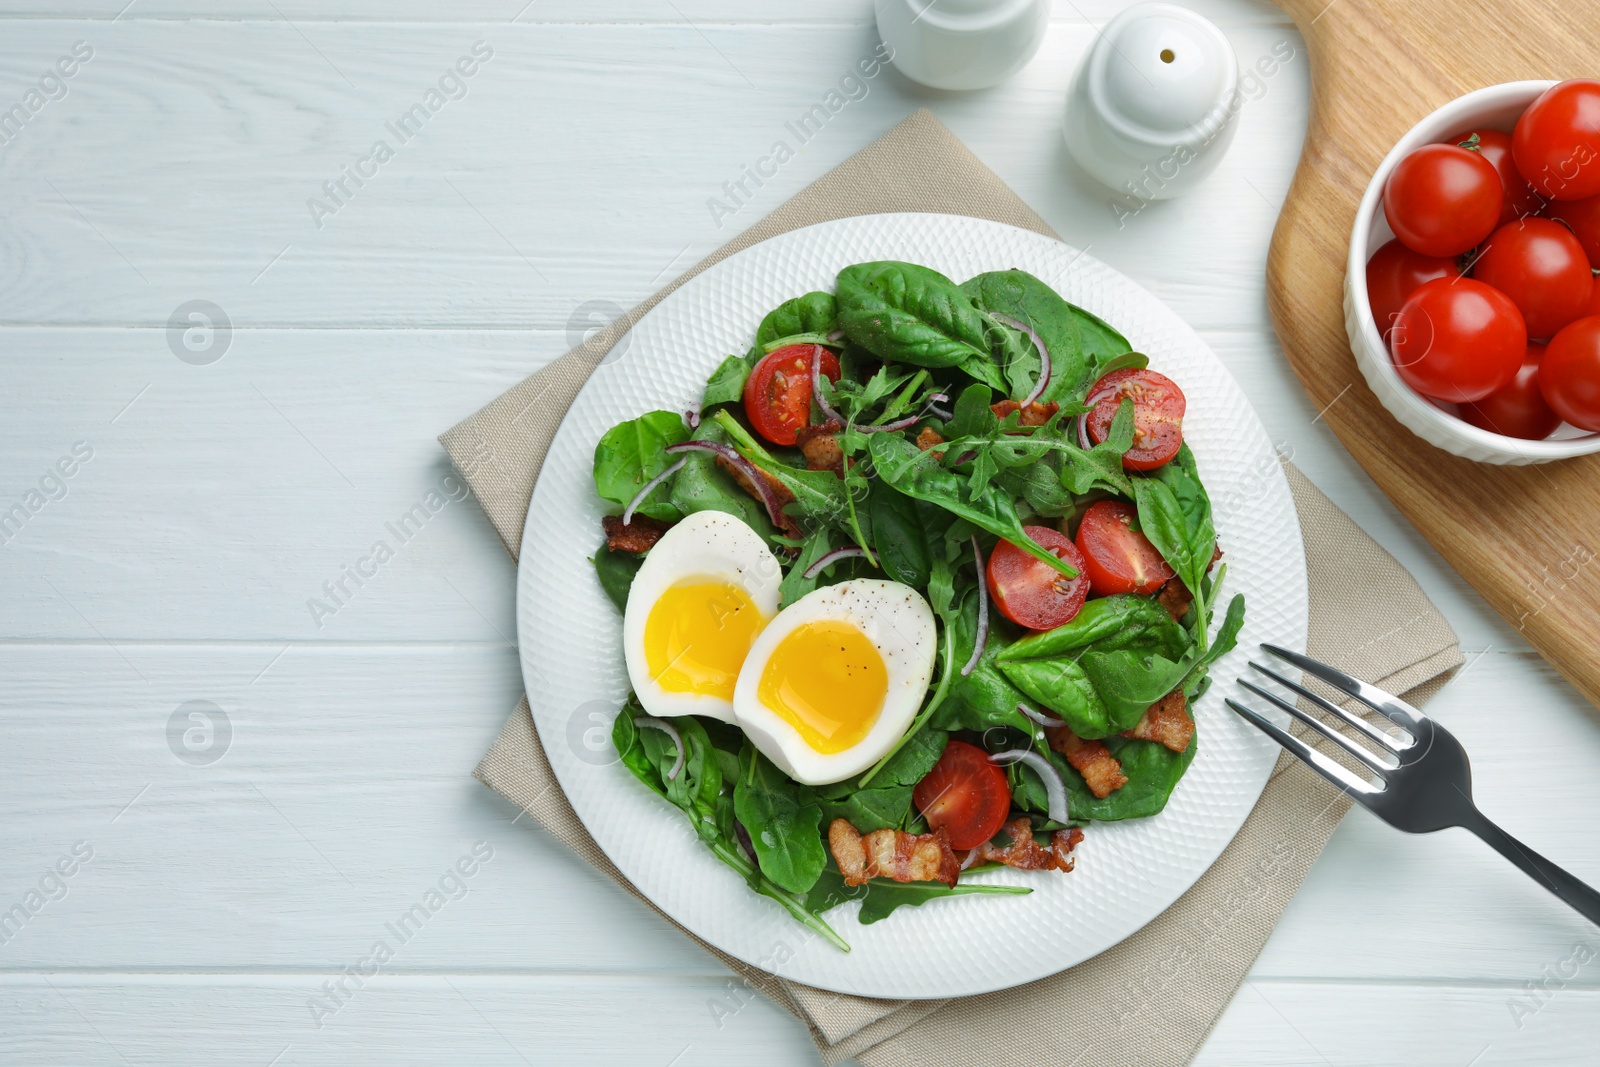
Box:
left=962, top=269, right=1133, bottom=403
left=779, top=527, right=832, bottom=608
left=1061, top=733, right=1197, bottom=821
left=856, top=876, right=1031, bottom=924
left=592, top=410, right=691, bottom=522
left=701, top=353, right=753, bottom=410
left=733, top=746, right=828, bottom=895
left=867, top=481, right=931, bottom=587
left=1095, top=351, right=1150, bottom=376
left=818, top=787, right=912, bottom=834
left=755, top=291, right=837, bottom=347
left=667, top=417, right=774, bottom=537
left=591, top=548, right=642, bottom=612
left=835, top=261, right=1005, bottom=391
left=933, top=587, right=1039, bottom=738
left=1056, top=398, right=1135, bottom=498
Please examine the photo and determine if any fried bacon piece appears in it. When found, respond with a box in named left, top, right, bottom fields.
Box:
left=915, top=425, right=946, bottom=459
left=1154, top=545, right=1225, bottom=621
left=967, top=817, right=1083, bottom=873
left=795, top=418, right=845, bottom=476
left=601, top=513, right=671, bottom=554
left=1123, top=689, right=1194, bottom=753
left=715, top=455, right=801, bottom=540
left=1047, top=727, right=1129, bottom=799
left=991, top=399, right=1060, bottom=427
left=827, top=818, right=960, bottom=888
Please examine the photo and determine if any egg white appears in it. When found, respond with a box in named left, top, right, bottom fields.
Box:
left=622, top=510, right=782, bottom=722
left=732, top=578, right=936, bottom=785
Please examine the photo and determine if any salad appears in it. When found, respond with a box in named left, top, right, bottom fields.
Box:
left=589, top=260, right=1244, bottom=950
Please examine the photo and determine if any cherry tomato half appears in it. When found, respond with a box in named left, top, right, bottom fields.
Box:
left=1542, top=192, right=1600, bottom=268
left=1366, top=238, right=1460, bottom=338
left=912, top=740, right=1012, bottom=851
left=1074, top=500, right=1175, bottom=596
left=987, top=525, right=1090, bottom=631
left=1471, top=219, right=1595, bottom=340
left=1512, top=79, right=1600, bottom=202
left=741, top=344, right=840, bottom=446
left=1539, top=317, right=1600, bottom=431
left=1383, top=143, right=1503, bottom=257
left=1459, top=343, right=1560, bottom=441
left=1084, top=367, right=1185, bottom=471
left=1391, top=277, right=1526, bottom=403
left=1452, top=128, right=1546, bottom=224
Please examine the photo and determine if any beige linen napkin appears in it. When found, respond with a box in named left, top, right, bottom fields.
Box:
left=442, top=110, right=1463, bottom=1066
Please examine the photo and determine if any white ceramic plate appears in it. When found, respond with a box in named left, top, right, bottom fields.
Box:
left=516, top=213, right=1308, bottom=999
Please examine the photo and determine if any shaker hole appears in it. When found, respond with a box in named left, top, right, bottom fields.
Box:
left=1160, top=48, right=1175, bottom=63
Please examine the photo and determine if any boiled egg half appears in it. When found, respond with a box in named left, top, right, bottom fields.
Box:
left=622, top=510, right=782, bottom=722
left=733, top=579, right=936, bottom=785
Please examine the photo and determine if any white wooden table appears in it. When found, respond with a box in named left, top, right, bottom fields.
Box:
left=2, top=2, right=1597, bottom=1063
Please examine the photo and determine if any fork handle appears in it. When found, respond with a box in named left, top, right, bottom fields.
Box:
left=1461, top=809, right=1600, bottom=927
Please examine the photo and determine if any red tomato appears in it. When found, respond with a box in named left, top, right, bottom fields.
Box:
left=912, top=740, right=1011, bottom=850
left=741, top=344, right=840, bottom=446
left=1512, top=80, right=1600, bottom=202
left=987, top=526, right=1090, bottom=631
left=1541, top=192, right=1600, bottom=268
left=1074, top=500, right=1175, bottom=596
left=1538, top=317, right=1600, bottom=431
left=1383, top=143, right=1503, bottom=256
left=1459, top=343, right=1560, bottom=440
left=1083, top=367, right=1185, bottom=471
left=1470, top=219, right=1595, bottom=339
left=1588, top=280, right=1600, bottom=318
left=1366, top=238, right=1461, bottom=338
left=1390, top=278, right=1526, bottom=403
left=1451, top=128, right=1546, bottom=224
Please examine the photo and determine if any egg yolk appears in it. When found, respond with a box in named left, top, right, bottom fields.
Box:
left=644, top=580, right=764, bottom=699
left=756, top=620, right=888, bottom=754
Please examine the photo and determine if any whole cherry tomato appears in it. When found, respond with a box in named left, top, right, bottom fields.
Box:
left=1538, top=316, right=1600, bottom=431
left=1383, top=143, right=1504, bottom=256
left=1452, top=128, right=1546, bottom=224
left=741, top=343, right=840, bottom=446
left=1074, top=500, right=1174, bottom=596
left=1366, top=238, right=1460, bottom=338
left=1541, top=192, right=1600, bottom=268
left=1083, top=367, right=1185, bottom=471
left=1390, top=278, right=1526, bottom=403
left=987, top=525, right=1090, bottom=631
left=1513, top=79, right=1600, bottom=201
left=1470, top=219, right=1595, bottom=339
left=1459, top=343, right=1560, bottom=440
left=912, top=740, right=1011, bottom=850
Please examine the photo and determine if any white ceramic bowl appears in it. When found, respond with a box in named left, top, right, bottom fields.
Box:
left=1345, top=79, right=1600, bottom=464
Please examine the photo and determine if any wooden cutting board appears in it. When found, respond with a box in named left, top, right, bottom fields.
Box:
left=1266, top=0, right=1600, bottom=708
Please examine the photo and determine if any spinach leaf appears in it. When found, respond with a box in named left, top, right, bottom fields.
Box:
left=612, top=696, right=723, bottom=830
left=591, top=547, right=642, bottom=612
left=701, top=353, right=753, bottom=410
left=734, top=745, right=827, bottom=895
left=962, top=269, right=1133, bottom=404
left=835, top=262, right=1005, bottom=391
left=867, top=481, right=931, bottom=587
left=933, top=587, right=1038, bottom=739
left=592, top=410, right=690, bottom=522
left=819, top=787, right=912, bottom=833
left=1133, top=442, right=1217, bottom=645
left=668, top=417, right=773, bottom=537
left=780, top=527, right=833, bottom=607
left=755, top=291, right=837, bottom=347
left=864, top=432, right=1076, bottom=580
left=1061, top=733, right=1197, bottom=821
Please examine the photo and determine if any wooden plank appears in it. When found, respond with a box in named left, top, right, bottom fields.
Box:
left=1265, top=0, right=1600, bottom=710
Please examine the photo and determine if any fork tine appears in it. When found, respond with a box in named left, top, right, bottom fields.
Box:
left=1248, top=660, right=1410, bottom=754
left=1259, top=643, right=1426, bottom=730
left=1226, top=699, right=1383, bottom=797
left=1238, top=679, right=1395, bottom=773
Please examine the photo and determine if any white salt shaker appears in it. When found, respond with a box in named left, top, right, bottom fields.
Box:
left=875, top=0, right=1049, bottom=91
left=1062, top=2, right=1241, bottom=200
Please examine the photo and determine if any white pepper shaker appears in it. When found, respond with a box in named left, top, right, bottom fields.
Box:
left=1062, top=2, right=1241, bottom=200
left=875, top=0, right=1049, bottom=91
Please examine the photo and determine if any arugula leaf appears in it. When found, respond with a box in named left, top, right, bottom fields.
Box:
left=856, top=875, right=1031, bottom=924
left=755, top=291, right=837, bottom=347
left=835, top=262, right=1005, bottom=391
left=962, top=270, right=1134, bottom=404
left=734, top=745, right=827, bottom=895
left=592, top=410, right=690, bottom=522
left=1057, top=398, right=1135, bottom=497
left=701, top=353, right=753, bottom=409
left=591, top=547, right=641, bottom=612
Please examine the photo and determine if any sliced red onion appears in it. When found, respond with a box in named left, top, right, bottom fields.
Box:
left=991, top=749, right=1069, bottom=825
left=803, top=546, right=868, bottom=579
left=664, top=440, right=787, bottom=530
left=1017, top=702, right=1067, bottom=729
left=992, top=312, right=1051, bottom=407
left=810, top=345, right=846, bottom=425
left=1076, top=412, right=1091, bottom=450
left=684, top=409, right=700, bottom=429
left=622, top=457, right=687, bottom=526
left=826, top=329, right=845, bottom=342
left=734, top=819, right=759, bottom=868
left=961, top=536, right=989, bottom=677
left=959, top=849, right=981, bottom=871
left=636, top=716, right=685, bottom=781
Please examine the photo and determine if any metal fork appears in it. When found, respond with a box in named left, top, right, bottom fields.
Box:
left=1227, top=644, right=1600, bottom=926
